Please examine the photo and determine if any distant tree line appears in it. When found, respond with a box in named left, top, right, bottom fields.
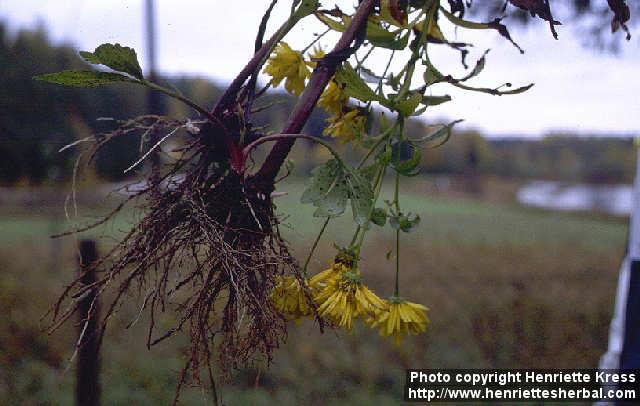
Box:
left=0, top=23, right=635, bottom=186
left=421, top=133, right=636, bottom=184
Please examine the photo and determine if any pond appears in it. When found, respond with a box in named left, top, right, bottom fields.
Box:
left=517, top=180, right=633, bottom=216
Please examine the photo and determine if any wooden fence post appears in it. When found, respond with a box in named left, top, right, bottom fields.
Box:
left=76, top=239, right=101, bottom=406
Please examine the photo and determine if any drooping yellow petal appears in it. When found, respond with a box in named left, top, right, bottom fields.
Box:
left=312, top=264, right=385, bottom=331
left=306, top=45, right=326, bottom=69
left=323, top=109, right=366, bottom=143
left=270, top=275, right=314, bottom=319
left=263, top=42, right=310, bottom=96
left=318, top=79, right=348, bottom=116
left=309, top=262, right=349, bottom=292
left=370, top=298, right=429, bottom=344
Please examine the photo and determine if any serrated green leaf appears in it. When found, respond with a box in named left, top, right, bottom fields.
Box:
left=80, top=43, right=144, bottom=80
left=34, top=70, right=132, bottom=87
left=359, top=163, right=379, bottom=184
left=346, top=170, right=374, bottom=226
left=303, top=159, right=375, bottom=224
left=301, top=159, right=342, bottom=204
left=370, top=207, right=387, bottom=226
left=313, top=173, right=349, bottom=217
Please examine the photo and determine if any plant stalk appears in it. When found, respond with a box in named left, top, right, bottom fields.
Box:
left=253, top=0, right=376, bottom=186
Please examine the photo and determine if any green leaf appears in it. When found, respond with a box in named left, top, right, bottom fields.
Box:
left=389, top=213, right=421, bottom=233
left=387, top=72, right=402, bottom=91
left=80, top=43, right=144, bottom=80
left=392, top=141, right=422, bottom=176
left=313, top=173, right=349, bottom=217
left=316, top=13, right=409, bottom=50
left=467, top=50, right=489, bottom=80
left=378, top=144, right=393, bottom=165
left=370, top=207, right=387, bottom=227
left=34, top=70, right=132, bottom=87
left=408, top=119, right=463, bottom=147
left=316, top=12, right=347, bottom=32
left=400, top=213, right=420, bottom=233
left=498, top=83, right=535, bottom=95
left=423, top=64, right=444, bottom=86
left=293, top=0, right=319, bottom=19
left=366, top=24, right=410, bottom=50
left=439, top=7, right=524, bottom=53
left=439, top=7, right=493, bottom=30
left=359, top=66, right=382, bottom=84
left=303, top=160, right=375, bottom=224
left=422, top=95, right=452, bottom=107
left=359, top=163, right=379, bottom=184
left=334, top=63, right=384, bottom=104
left=346, top=170, right=374, bottom=226
left=301, top=159, right=342, bottom=204
left=395, top=92, right=423, bottom=116
left=379, top=0, right=408, bottom=28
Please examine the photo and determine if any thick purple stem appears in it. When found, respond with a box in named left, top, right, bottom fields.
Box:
left=253, top=0, right=376, bottom=185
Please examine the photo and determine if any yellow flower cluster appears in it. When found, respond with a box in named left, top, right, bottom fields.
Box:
left=323, top=109, right=366, bottom=144
left=263, top=42, right=310, bottom=96
left=313, top=265, right=386, bottom=330
left=369, top=297, right=430, bottom=345
left=270, top=258, right=429, bottom=344
left=263, top=43, right=365, bottom=143
left=271, top=275, right=313, bottom=319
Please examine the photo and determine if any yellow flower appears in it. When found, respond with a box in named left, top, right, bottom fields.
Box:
left=263, top=42, right=309, bottom=96
left=314, top=271, right=385, bottom=330
left=309, top=261, right=349, bottom=292
left=318, top=80, right=348, bottom=116
left=323, top=109, right=366, bottom=143
left=370, top=297, right=430, bottom=345
left=271, top=275, right=313, bottom=319
left=307, top=46, right=348, bottom=115
left=306, top=45, right=325, bottom=69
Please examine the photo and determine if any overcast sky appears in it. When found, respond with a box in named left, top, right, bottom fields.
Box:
left=0, top=0, right=638, bottom=137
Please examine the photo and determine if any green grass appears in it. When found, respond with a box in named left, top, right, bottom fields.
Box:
left=0, top=181, right=628, bottom=404
left=276, top=179, right=625, bottom=253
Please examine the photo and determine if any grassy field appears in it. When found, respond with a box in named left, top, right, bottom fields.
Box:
left=0, top=179, right=627, bottom=404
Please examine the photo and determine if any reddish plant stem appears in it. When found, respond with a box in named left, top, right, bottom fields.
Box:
left=253, top=0, right=376, bottom=185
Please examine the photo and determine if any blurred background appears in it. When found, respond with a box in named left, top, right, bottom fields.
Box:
left=0, top=0, right=638, bottom=404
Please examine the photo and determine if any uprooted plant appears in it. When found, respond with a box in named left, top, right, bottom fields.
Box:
left=35, top=0, right=632, bottom=402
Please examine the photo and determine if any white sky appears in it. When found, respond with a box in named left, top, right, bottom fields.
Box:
left=0, top=0, right=638, bottom=137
